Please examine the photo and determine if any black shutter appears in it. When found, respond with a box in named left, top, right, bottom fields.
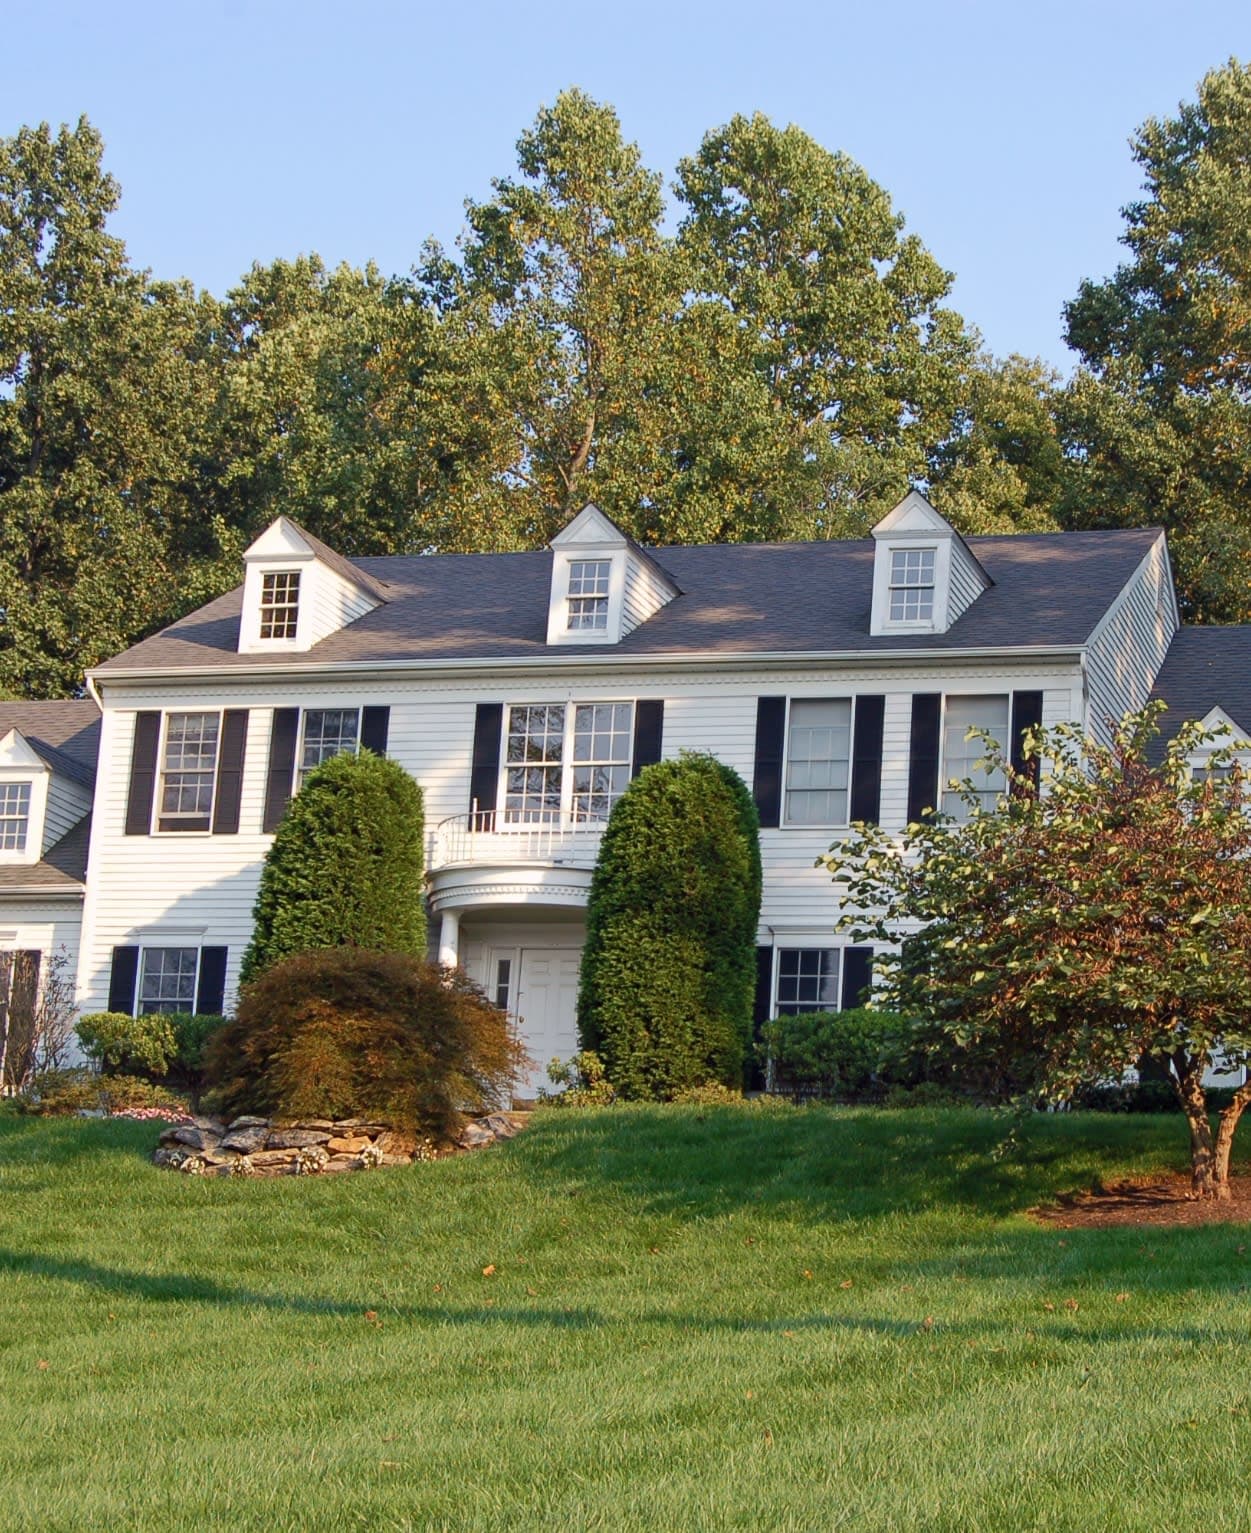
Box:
left=631, top=699, right=664, bottom=778
left=211, top=710, right=249, bottom=835
left=1, top=952, right=39, bottom=1089
left=124, top=713, right=162, bottom=836
left=849, top=695, right=885, bottom=826
left=108, top=947, right=140, bottom=1015
left=841, top=947, right=874, bottom=1011
left=262, top=708, right=300, bottom=833
left=196, top=947, right=228, bottom=1015
left=907, top=694, right=942, bottom=825
left=752, top=697, right=787, bottom=829
left=360, top=706, right=390, bottom=756
left=470, top=703, right=503, bottom=829
left=1010, top=690, right=1044, bottom=795
left=750, top=944, right=775, bottom=1092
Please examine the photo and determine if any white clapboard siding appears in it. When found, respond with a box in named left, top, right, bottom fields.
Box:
left=0, top=898, right=84, bottom=1021
left=1084, top=535, right=1177, bottom=748
left=42, top=773, right=92, bottom=854
left=307, top=564, right=380, bottom=647
left=948, top=539, right=991, bottom=625
left=621, top=552, right=677, bottom=637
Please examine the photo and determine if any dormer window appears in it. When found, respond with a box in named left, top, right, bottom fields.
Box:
left=566, top=561, right=611, bottom=631
left=0, top=783, right=31, bottom=852
left=889, top=549, right=936, bottom=623
left=260, top=571, right=301, bottom=640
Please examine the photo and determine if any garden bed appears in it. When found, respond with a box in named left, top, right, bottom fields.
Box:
left=1031, top=1172, right=1251, bottom=1227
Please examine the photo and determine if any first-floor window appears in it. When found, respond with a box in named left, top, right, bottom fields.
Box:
left=775, top=948, right=841, bottom=1014
left=138, top=948, right=199, bottom=1015
left=0, top=782, right=32, bottom=852
left=298, top=708, right=361, bottom=789
left=503, top=702, right=633, bottom=824
left=942, top=694, right=1009, bottom=821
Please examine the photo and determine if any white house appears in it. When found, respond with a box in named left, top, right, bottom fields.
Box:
left=1, top=492, right=1244, bottom=1093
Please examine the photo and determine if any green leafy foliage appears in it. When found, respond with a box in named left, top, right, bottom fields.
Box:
left=762, top=1008, right=922, bottom=1100
left=206, top=948, right=526, bottom=1142
left=543, top=1050, right=616, bottom=1108
left=577, top=754, right=761, bottom=1099
left=826, top=704, right=1251, bottom=1196
left=16, top=1068, right=189, bottom=1116
left=240, top=750, right=424, bottom=983
left=75, top=1012, right=176, bottom=1077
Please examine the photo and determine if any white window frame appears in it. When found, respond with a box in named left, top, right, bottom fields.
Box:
left=259, top=569, right=302, bottom=641
left=499, top=701, right=635, bottom=826
left=136, top=945, right=201, bottom=1016
left=781, top=695, right=858, bottom=829
left=939, top=692, right=1011, bottom=823
left=565, top=560, right=612, bottom=632
left=888, top=547, right=937, bottom=624
left=0, top=781, right=33, bottom=855
left=153, top=710, right=223, bottom=836
left=296, top=707, right=363, bottom=791
left=771, top=945, right=844, bottom=1017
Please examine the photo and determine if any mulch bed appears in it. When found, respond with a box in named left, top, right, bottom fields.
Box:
left=1031, top=1172, right=1251, bottom=1228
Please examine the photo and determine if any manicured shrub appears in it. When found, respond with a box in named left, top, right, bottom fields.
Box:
left=763, top=1008, right=922, bottom=1099
left=76, top=1012, right=176, bottom=1077
left=240, top=750, right=424, bottom=983
left=205, top=948, right=526, bottom=1143
left=577, top=753, right=762, bottom=1099
left=17, top=1069, right=191, bottom=1116
left=543, top=1050, right=616, bottom=1108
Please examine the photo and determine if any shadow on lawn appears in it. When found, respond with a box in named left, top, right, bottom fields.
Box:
left=509, top=1103, right=1207, bottom=1224
left=1, top=1244, right=1246, bottom=1348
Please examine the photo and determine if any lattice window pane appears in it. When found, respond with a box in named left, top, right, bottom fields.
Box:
left=260, top=570, right=301, bottom=640
left=785, top=699, right=852, bottom=824
left=775, top=949, right=842, bottom=1014
left=0, top=782, right=31, bottom=852
left=570, top=702, right=632, bottom=820
left=504, top=705, right=566, bottom=822
left=158, top=713, right=220, bottom=830
left=889, top=548, right=935, bottom=622
left=139, top=948, right=199, bottom=1015
left=942, top=694, right=1010, bottom=821
left=298, top=709, right=361, bottom=787
left=567, top=560, right=611, bottom=631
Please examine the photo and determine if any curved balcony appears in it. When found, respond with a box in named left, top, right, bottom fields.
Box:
left=431, top=810, right=605, bottom=872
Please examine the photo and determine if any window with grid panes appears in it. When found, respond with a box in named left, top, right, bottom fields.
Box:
left=259, top=570, right=301, bottom=639
left=775, top=949, right=842, bottom=1014
left=566, top=561, right=611, bottom=631
left=941, top=694, right=1009, bottom=821
left=503, top=702, right=633, bottom=824
left=888, top=548, right=936, bottom=622
left=0, top=783, right=31, bottom=851
left=138, top=947, right=199, bottom=1015
left=785, top=699, right=852, bottom=824
left=298, top=709, right=361, bottom=788
left=158, top=713, right=220, bottom=831
left=571, top=702, right=632, bottom=820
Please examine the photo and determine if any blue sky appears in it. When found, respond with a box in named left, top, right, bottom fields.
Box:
left=11, top=1, right=1251, bottom=372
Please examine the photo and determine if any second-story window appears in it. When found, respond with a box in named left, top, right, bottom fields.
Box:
left=0, top=782, right=32, bottom=852
left=941, top=694, right=1009, bottom=821
left=785, top=699, right=853, bottom=825
left=889, top=548, right=935, bottom=622
left=260, top=570, right=301, bottom=640
left=158, top=712, right=220, bottom=832
left=566, top=560, right=611, bottom=631
left=298, top=708, right=361, bottom=789
left=504, top=702, right=633, bottom=824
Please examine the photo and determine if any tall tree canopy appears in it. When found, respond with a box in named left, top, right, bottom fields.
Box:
left=1061, top=59, right=1251, bottom=620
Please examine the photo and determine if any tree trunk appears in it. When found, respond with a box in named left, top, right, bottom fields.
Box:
left=1172, top=1059, right=1222, bottom=1199
left=1213, top=1081, right=1251, bottom=1193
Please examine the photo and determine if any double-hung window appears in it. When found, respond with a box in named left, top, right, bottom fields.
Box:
left=157, top=713, right=220, bottom=832
left=503, top=702, right=633, bottom=824
left=775, top=949, right=842, bottom=1014
left=298, top=708, right=361, bottom=789
left=0, top=783, right=32, bottom=852
left=785, top=699, right=853, bottom=825
left=566, top=561, right=611, bottom=631
left=889, top=548, right=936, bottom=623
left=941, top=694, right=1009, bottom=821
left=260, top=570, right=301, bottom=640
left=138, top=947, right=199, bottom=1015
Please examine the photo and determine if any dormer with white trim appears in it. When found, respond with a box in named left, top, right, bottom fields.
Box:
left=1187, top=706, right=1251, bottom=781
left=0, top=727, right=95, bottom=867
left=238, top=516, right=388, bottom=654
left=870, top=491, right=992, bottom=637
left=546, top=504, right=680, bottom=646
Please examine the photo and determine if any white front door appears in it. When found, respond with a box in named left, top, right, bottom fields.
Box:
left=514, top=949, right=581, bottom=1095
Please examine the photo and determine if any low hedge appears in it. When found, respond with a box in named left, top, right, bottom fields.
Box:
left=762, top=1007, right=925, bottom=1100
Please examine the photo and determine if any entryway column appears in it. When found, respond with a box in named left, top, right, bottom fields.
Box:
left=438, top=908, right=461, bottom=969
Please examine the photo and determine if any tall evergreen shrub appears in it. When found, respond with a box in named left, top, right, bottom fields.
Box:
left=240, top=750, right=424, bottom=982
left=577, top=753, right=762, bottom=1098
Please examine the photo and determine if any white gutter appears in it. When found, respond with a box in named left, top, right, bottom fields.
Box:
left=87, top=643, right=1089, bottom=691
left=0, top=884, right=84, bottom=899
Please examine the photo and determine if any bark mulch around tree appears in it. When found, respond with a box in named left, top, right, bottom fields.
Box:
left=1031, top=1173, right=1251, bottom=1229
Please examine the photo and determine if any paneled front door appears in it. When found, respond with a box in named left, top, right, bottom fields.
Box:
left=514, top=949, right=581, bottom=1096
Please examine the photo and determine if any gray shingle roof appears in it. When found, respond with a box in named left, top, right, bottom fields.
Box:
left=0, top=701, right=101, bottom=786
left=93, top=526, right=1165, bottom=674
left=1147, top=626, right=1251, bottom=760
left=0, top=814, right=91, bottom=893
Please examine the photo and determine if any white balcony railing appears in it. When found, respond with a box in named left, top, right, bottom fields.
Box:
left=431, top=810, right=606, bottom=870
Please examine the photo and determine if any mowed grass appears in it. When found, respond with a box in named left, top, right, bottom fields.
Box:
left=2, top=1104, right=1250, bottom=1532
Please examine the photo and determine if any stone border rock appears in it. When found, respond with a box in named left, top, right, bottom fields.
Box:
left=152, top=1111, right=526, bottom=1178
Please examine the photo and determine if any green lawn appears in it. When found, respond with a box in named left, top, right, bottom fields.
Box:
left=2, top=1103, right=1249, bottom=1532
